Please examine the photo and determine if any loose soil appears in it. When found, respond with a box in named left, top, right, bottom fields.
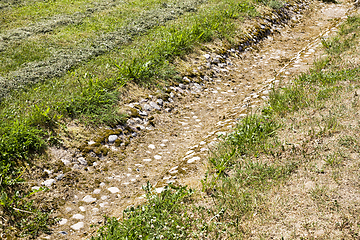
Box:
left=30, top=0, right=357, bottom=239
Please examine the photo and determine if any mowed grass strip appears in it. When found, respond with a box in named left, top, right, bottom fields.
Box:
left=91, top=15, right=360, bottom=239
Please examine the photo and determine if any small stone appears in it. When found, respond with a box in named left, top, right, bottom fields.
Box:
left=143, top=159, right=152, bottom=162
left=56, top=174, right=64, bottom=181
left=70, top=222, right=84, bottom=230
left=149, top=101, right=161, bottom=111
left=165, top=108, right=172, bottom=112
left=100, top=182, right=105, bottom=187
left=61, top=159, right=70, bottom=165
left=31, top=186, right=41, bottom=191
left=78, top=157, right=87, bottom=166
left=143, top=104, right=153, bottom=111
left=42, top=179, right=56, bottom=187
left=156, top=99, right=164, bottom=106
left=108, top=135, right=118, bottom=143
left=139, top=111, right=148, bottom=116
left=187, top=157, right=200, bottom=164
left=79, top=206, right=86, bottom=211
left=179, top=83, right=186, bottom=89
left=83, top=195, right=96, bottom=203
left=93, top=189, right=101, bottom=194
left=58, top=218, right=68, bottom=225
left=132, top=132, right=138, bottom=137
left=183, top=77, right=191, bottom=82
left=148, top=144, right=155, bottom=149
left=155, top=187, right=165, bottom=193
left=101, top=196, right=108, bottom=200
left=154, top=155, right=162, bottom=160
left=88, top=141, right=96, bottom=145
left=108, top=187, right=120, bottom=194
left=72, top=164, right=80, bottom=170
left=170, top=92, right=175, bottom=98
left=59, top=231, right=68, bottom=235
left=72, top=214, right=84, bottom=220
left=92, top=208, right=99, bottom=212
left=204, top=54, right=211, bottom=59
left=100, top=202, right=108, bottom=208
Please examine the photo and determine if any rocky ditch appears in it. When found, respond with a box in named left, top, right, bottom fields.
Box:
left=17, top=0, right=356, bottom=238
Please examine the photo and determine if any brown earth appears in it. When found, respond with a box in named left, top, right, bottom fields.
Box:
left=33, top=0, right=357, bottom=239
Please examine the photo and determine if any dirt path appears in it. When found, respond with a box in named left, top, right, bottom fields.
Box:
left=41, top=1, right=355, bottom=239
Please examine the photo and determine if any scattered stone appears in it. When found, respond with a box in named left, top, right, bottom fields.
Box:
left=61, top=158, right=71, bottom=165
left=108, top=187, right=120, bottom=194
left=100, top=202, right=108, bottom=208
left=156, top=99, right=164, bottom=106
left=100, top=182, right=105, bottom=187
left=170, top=92, right=175, bottom=98
left=56, top=174, right=64, bottom=181
left=44, top=169, right=52, bottom=175
left=79, top=206, right=86, bottom=212
left=42, top=179, right=56, bottom=187
left=108, top=135, right=118, bottom=143
left=70, top=222, right=84, bottom=231
left=83, top=195, right=96, bottom=203
left=139, top=111, right=148, bottom=116
left=31, top=186, right=41, bottom=191
left=155, top=187, right=165, bottom=193
left=148, top=144, right=155, bottom=149
left=72, top=214, right=85, bottom=220
left=143, top=104, right=153, bottom=111
left=149, top=101, right=161, bottom=110
left=165, top=108, right=172, bottom=112
left=58, top=218, right=68, bottom=225
left=154, top=155, right=162, bottom=160
left=92, top=208, right=99, bottom=212
left=143, top=158, right=152, bottom=162
left=101, top=196, right=108, bottom=200
left=72, top=164, right=81, bottom=170
left=183, top=77, right=191, bottom=82
left=179, top=83, right=186, bottom=89
left=132, top=132, right=138, bottom=137
left=187, top=156, right=200, bottom=164
left=59, top=231, right=68, bottom=235
left=204, top=54, right=211, bottom=59
left=78, top=157, right=87, bottom=166
left=88, top=140, right=96, bottom=145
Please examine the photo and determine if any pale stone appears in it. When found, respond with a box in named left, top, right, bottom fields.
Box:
left=83, top=195, right=96, bottom=203
left=187, top=157, right=200, bottom=164
left=108, top=187, right=119, bottom=194
left=70, top=222, right=84, bottom=230
left=72, top=214, right=84, bottom=220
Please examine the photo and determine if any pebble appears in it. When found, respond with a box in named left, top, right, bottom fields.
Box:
left=101, top=196, right=108, bottom=200
left=78, top=157, right=87, bottom=166
left=83, top=195, right=96, bottom=203
left=55, top=174, right=64, bottom=181
left=187, top=156, right=200, bottom=163
left=204, top=54, right=211, bottom=59
left=149, top=101, right=161, bottom=110
left=154, top=155, right=162, bottom=160
left=42, top=179, right=56, bottom=187
left=179, top=84, right=186, bottom=89
left=100, top=202, right=108, bottom=208
left=155, top=187, right=165, bottom=193
left=108, top=187, right=120, bottom=194
left=148, top=144, right=155, bottom=149
left=157, top=99, right=164, bottom=106
left=32, top=186, right=41, bottom=191
left=100, top=182, right=106, bottom=187
left=72, top=164, right=81, bottom=170
left=72, top=214, right=85, bottom=220
left=58, top=218, right=68, bottom=225
left=70, top=222, right=84, bottom=230
left=139, top=111, right=148, bottom=116
left=61, top=159, right=71, bottom=165
left=108, top=135, right=118, bottom=143
left=93, top=189, right=101, bottom=194
left=79, top=206, right=86, bottom=211
left=143, top=158, right=152, bottom=162
left=143, top=104, right=153, bottom=111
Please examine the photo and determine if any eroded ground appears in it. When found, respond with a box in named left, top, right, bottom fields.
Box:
left=31, top=0, right=357, bottom=239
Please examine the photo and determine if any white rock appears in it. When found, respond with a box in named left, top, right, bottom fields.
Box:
left=78, top=157, right=87, bottom=166
left=61, top=159, right=71, bottom=165
left=58, top=218, right=67, bottom=225
left=100, top=182, right=105, bottom=187
left=148, top=144, right=155, bottom=149
left=42, top=179, right=56, bottom=187
left=93, top=189, right=101, bottom=194
left=143, top=158, right=152, bottom=162
left=187, top=157, right=200, bottom=164
left=72, top=214, right=84, bottom=220
left=83, top=195, right=96, bottom=203
left=79, top=206, right=86, bottom=212
left=101, top=196, right=108, bottom=200
left=92, top=208, right=99, bottom=212
left=100, top=202, right=108, bottom=208
left=31, top=186, right=41, bottom=191
left=155, top=187, right=165, bottom=193
left=108, top=135, right=118, bottom=143
left=70, top=222, right=84, bottom=230
left=108, top=187, right=120, bottom=194
left=154, top=155, right=162, bottom=160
